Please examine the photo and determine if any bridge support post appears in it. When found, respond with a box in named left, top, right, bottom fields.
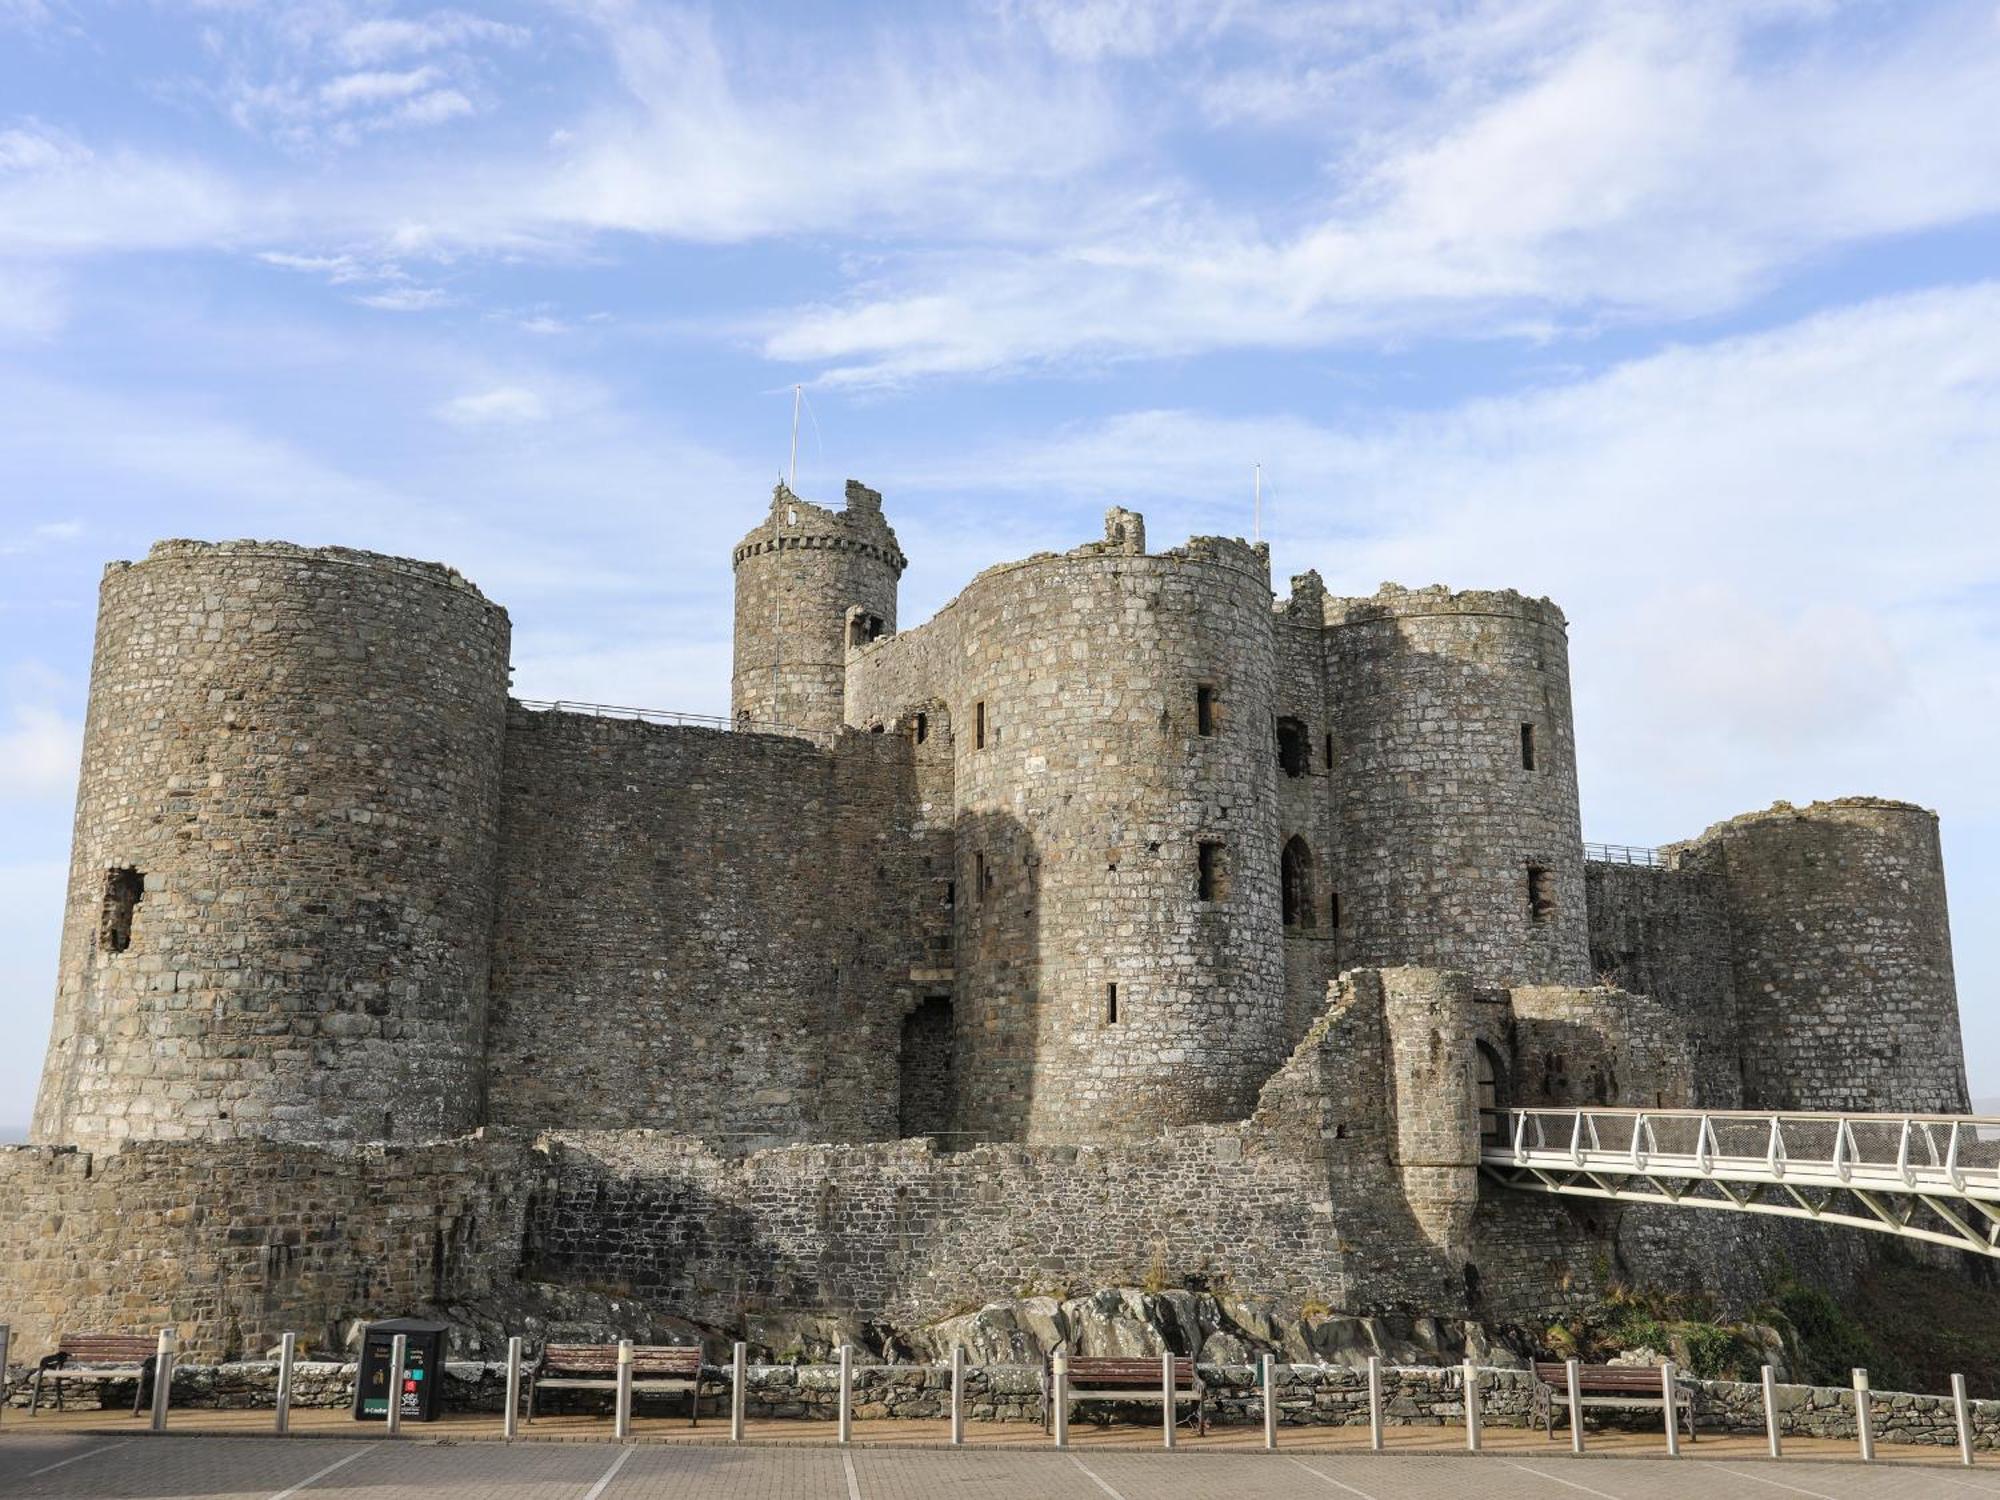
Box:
left=1853, top=1368, right=1873, bottom=1462
left=1261, top=1354, right=1277, bottom=1449
left=1661, top=1362, right=1679, bottom=1456
left=1761, top=1364, right=1782, bottom=1458
left=1954, top=1373, right=1974, bottom=1467
left=1463, top=1360, right=1481, bottom=1452
left=1565, top=1359, right=1584, bottom=1452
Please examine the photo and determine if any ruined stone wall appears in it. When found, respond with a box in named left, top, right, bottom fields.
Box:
left=31, top=541, right=510, bottom=1151
left=1504, top=985, right=1696, bottom=1112
left=1671, top=799, right=1966, bottom=1113
left=731, top=481, right=904, bottom=735
left=486, top=707, right=927, bottom=1146
left=847, top=516, right=1288, bottom=1144
left=0, top=1137, right=537, bottom=1362
left=1585, top=862, right=1743, bottom=1106
left=1325, top=585, right=1588, bottom=988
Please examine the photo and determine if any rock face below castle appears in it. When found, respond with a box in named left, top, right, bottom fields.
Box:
left=5, top=489, right=1967, bottom=1359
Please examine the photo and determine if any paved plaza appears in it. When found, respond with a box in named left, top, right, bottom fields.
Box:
left=4, top=1421, right=1999, bottom=1500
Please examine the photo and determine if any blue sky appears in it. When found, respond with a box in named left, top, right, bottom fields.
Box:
left=2, top=0, right=1998, bottom=1127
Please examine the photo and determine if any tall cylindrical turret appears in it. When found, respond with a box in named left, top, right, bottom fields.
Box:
left=1671, top=798, right=1966, bottom=1113
left=940, top=517, right=1288, bottom=1143
left=1326, top=585, right=1588, bottom=986
left=731, top=480, right=905, bottom=736
left=30, top=540, right=510, bottom=1150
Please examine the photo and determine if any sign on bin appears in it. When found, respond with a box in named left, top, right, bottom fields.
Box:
left=353, top=1318, right=450, bottom=1423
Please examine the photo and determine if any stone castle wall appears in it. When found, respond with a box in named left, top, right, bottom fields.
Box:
left=730, top=482, right=904, bottom=735
left=1325, top=585, right=1590, bottom=989
left=847, top=519, right=1290, bottom=1144
left=485, top=706, right=929, bottom=1145
left=1670, top=799, right=1966, bottom=1113
left=32, top=541, right=511, bottom=1151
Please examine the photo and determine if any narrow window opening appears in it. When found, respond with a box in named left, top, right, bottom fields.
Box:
left=914, top=712, right=928, bottom=744
left=1324, top=733, right=1334, bottom=769
left=974, top=701, right=987, bottom=750
left=1281, top=836, right=1315, bottom=929
left=1520, top=722, right=1537, bottom=771
left=944, top=880, right=956, bottom=909
left=1276, top=717, right=1310, bottom=777
left=1329, top=889, right=1341, bottom=929
left=1197, top=841, right=1225, bottom=903
left=1195, top=684, right=1216, bottom=737
left=1105, top=983, right=1119, bottom=1025
left=974, top=853, right=988, bottom=904
left=99, top=867, right=143, bottom=953
left=1527, top=865, right=1556, bottom=924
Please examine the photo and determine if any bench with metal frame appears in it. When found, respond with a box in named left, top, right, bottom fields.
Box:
left=1533, top=1361, right=1696, bottom=1440
left=1042, top=1349, right=1208, bottom=1436
left=30, top=1333, right=162, bottom=1417
left=526, top=1343, right=712, bottom=1425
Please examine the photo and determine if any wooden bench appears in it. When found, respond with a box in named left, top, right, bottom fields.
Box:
left=1043, top=1350, right=1208, bottom=1436
left=30, top=1334, right=162, bottom=1417
left=1533, top=1361, right=1696, bottom=1440
left=526, top=1343, right=711, bottom=1425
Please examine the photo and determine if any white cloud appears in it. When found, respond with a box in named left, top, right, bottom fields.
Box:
left=319, top=66, right=442, bottom=108
left=0, top=121, right=259, bottom=255
left=437, top=385, right=548, bottom=426
left=334, top=12, right=529, bottom=66
left=0, top=663, right=80, bottom=801
left=354, top=285, right=449, bottom=311
left=903, top=281, right=2000, bottom=827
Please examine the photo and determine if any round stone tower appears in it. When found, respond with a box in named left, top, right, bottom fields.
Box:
left=731, top=480, right=906, bottom=736
left=1670, top=798, right=1966, bottom=1113
left=30, top=540, right=510, bottom=1150
left=1326, top=585, right=1589, bottom=986
left=937, top=515, right=1288, bottom=1143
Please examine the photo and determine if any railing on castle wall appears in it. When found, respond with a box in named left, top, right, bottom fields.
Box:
left=1583, top=841, right=1664, bottom=867
left=513, top=698, right=839, bottom=746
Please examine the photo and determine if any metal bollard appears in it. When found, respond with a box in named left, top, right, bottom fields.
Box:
left=950, top=1346, right=965, bottom=1447
left=1565, top=1358, right=1584, bottom=1453
left=503, top=1337, right=522, bottom=1440
left=1954, top=1373, right=1974, bottom=1467
left=1853, top=1369, right=1873, bottom=1462
left=837, top=1345, right=853, bottom=1446
left=1661, top=1361, right=1679, bottom=1456
left=1161, top=1351, right=1176, bottom=1450
left=1367, top=1355, right=1384, bottom=1451
left=275, top=1332, right=296, bottom=1436
left=385, top=1334, right=406, bottom=1438
left=1052, top=1352, right=1069, bottom=1449
left=0, top=1324, right=11, bottom=1429
left=731, top=1342, right=747, bottom=1443
left=614, top=1339, right=633, bottom=1441
left=1262, top=1353, right=1277, bottom=1449
left=1463, top=1360, right=1481, bottom=1452
left=150, top=1328, right=176, bottom=1433
left=1762, top=1364, right=1782, bottom=1458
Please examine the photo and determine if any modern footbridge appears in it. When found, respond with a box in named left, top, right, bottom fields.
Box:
left=1482, top=1108, right=2000, bottom=1257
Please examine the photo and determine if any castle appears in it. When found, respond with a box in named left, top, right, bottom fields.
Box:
left=3, top=483, right=1968, bottom=1360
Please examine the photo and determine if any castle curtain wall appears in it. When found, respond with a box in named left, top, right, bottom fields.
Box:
left=484, top=707, right=930, bottom=1144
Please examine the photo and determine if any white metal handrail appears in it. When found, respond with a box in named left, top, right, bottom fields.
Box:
left=1485, top=1107, right=2000, bottom=1259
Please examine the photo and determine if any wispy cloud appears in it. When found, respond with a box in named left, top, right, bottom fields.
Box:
left=437, top=384, right=548, bottom=426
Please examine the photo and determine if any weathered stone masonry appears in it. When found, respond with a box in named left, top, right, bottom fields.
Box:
left=6, top=485, right=1970, bottom=1360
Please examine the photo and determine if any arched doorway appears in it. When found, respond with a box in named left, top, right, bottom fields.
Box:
left=1477, top=1042, right=1508, bottom=1146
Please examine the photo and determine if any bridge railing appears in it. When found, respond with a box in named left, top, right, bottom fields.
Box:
left=1494, top=1107, right=2000, bottom=1199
